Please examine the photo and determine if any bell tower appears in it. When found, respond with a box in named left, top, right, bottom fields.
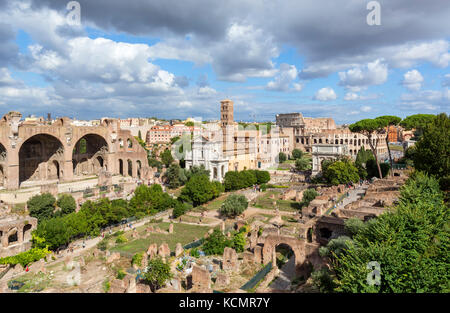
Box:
left=220, top=99, right=234, bottom=127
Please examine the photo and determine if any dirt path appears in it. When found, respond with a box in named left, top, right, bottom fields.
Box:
left=267, top=256, right=295, bottom=291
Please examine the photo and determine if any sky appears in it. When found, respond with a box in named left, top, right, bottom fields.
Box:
left=0, top=0, right=449, bottom=124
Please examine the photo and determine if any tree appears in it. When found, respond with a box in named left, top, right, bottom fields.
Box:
left=143, top=257, right=173, bottom=292
left=292, top=149, right=304, bottom=160
left=180, top=174, right=216, bottom=206
left=148, top=157, right=163, bottom=171
left=185, top=165, right=210, bottom=181
left=219, top=194, right=248, bottom=218
left=27, top=193, right=56, bottom=221
left=322, top=159, right=359, bottom=185
left=163, top=163, right=187, bottom=189
left=300, top=188, right=318, bottom=208
left=400, top=114, right=435, bottom=139
left=255, top=170, right=270, bottom=184
left=202, top=229, right=233, bottom=255
left=375, top=115, right=401, bottom=176
left=366, top=158, right=390, bottom=179
left=412, top=113, right=449, bottom=190
left=56, top=194, right=76, bottom=216
left=325, top=172, right=449, bottom=293
left=224, top=171, right=242, bottom=191
left=160, top=149, right=174, bottom=167
left=138, top=130, right=142, bottom=140
left=349, top=118, right=386, bottom=179
left=278, top=152, right=287, bottom=163
left=295, top=157, right=311, bottom=171
left=355, top=146, right=373, bottom=179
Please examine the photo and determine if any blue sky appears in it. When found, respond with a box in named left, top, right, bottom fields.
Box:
left=0, top=0, right=448, bottom=124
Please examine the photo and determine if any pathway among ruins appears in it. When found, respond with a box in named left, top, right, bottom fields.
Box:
left=327, top=182, right=369, bottom=215
left=267, top=256, right=295, bottom=291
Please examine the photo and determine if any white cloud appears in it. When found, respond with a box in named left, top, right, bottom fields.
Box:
left=178, top=101, right=193, bottom=108
left=360, top=106, right=372, bottom=112
left=400, top=88, right=449, bottom=111
left=197, top=86, right=217, bottom=96
left=387, top=40, right=450, bottom=69
left=266, top=63, right=300, bottom=92
left=314, top=87, right=337, bottom=101
left=338, top=59, right=388, bottom=90
left=402, top=69, right=424, bottom=91
left=442, top=74, right=450, bottom=87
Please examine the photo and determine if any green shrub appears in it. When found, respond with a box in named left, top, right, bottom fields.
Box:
left=219, top=194, right=248, bottom=218
left=56, top=194, right=77, bottom=215
left=0, top=247, right=50, bottom=267
left=132, top=252, right=144, bottom=267
left=27, top=193, right=56, bottom=221
left=115, top=234, right=128, bottom=244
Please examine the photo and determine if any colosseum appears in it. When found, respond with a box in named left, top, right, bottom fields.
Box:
left=0, top=111, right=152, bottom=190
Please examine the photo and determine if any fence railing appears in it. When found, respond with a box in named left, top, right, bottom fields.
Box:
left=183, top=239, right=204, bottom=250
left=240, top=262, right=273, bottom=291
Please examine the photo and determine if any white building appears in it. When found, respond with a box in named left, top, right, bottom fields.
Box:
left=184, top=130, right=229, bottom=182
left=311, top=144, right=348, bottom=176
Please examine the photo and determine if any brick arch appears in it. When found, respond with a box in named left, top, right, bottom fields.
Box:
left=18, top=133, right=65, bottom=185
left=261, top=234, right=306, bottom=274
left=72, top=133, right=110, bottom=177
left=71, top=131, right=111, bottom=153
left=17, top=131, right=67, bottom=153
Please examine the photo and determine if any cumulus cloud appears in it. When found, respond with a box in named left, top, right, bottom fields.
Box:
left=266, top=63, right=301, bottom=92
left=314, top=87, right=337, bottom=101
left=338, top=59, right=388, bottom=91
left=402, top=69, right=424, bottom=91
left=400, top=88, right=450, bottom=111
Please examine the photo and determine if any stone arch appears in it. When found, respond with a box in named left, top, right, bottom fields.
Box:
left=23, top=224, right=33, bottom=242
left=127, top=159, right=133, bottom=177
left=18, top=133, right=64, bottom=186
left=262, top=234, right=305, bottom=275
left=72, top=134, right=109, bottom=177
left=119, top=159, right=124, bottom=176
left=0, top=165, right=5, bottom=187
left=136, top=160, right=142, bottom=178
left=49, top=160, right=60, bottom=180
left=7, top=227, right=18, bottom=245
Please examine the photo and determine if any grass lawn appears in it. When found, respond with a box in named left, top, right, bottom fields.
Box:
left=253, top=191, right=299, bottom=212
left=110, top=222, right=210, bottom=257
left=389, top=144, right=404, bottom=151
left=178, top=214, right=216, bottom=224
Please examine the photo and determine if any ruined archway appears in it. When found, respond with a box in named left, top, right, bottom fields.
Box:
left=136, top=160, right=142, bottom=178
left=262, top=234, right=305, bottom=276
left=23, top=224, right=32, bottom=242
left=119, top=159, right=124, bottom=176
left=0, top=143, right=6, bottom=187
left=7, top=228, right=18, bottom=245
left=72, top=134, right=109, bottom=178
left=127, top=159, right=133, bottom=177
left=18, top=134, right=64, bottom=186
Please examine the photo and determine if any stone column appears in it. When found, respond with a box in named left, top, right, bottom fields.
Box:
left=6, top=146, right=19, bottom=190
left=62, top=146, right=74, bottom=182
left=1, top=230, right=8, bottom=248
left=132, top=161, right=138, bottom=178
left=123, top=161, right=129, bottom=177
left=17, top=226, right=24, bottom=243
